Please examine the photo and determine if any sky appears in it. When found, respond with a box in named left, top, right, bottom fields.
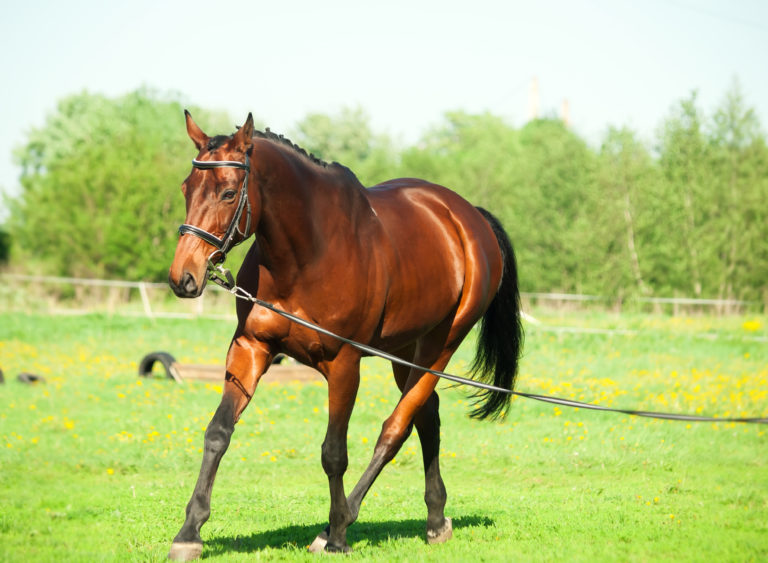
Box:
left=1, top=0, right=766, bottom=218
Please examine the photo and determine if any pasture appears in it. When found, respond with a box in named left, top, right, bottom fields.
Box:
left=0, top=310, right=766, bottom=562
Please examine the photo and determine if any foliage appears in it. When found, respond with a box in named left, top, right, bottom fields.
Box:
left=0, top=227, right=9, bottom=264
left=0, top=311, right=766, bottom=561
left=4, top=83, right=768, bottom=304
left=8, top=89, right=231, bottom=280
left=290, top=106, right=397, bottom=186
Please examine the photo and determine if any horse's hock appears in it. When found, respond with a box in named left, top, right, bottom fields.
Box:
left=138, top=351, right=322, bottom=384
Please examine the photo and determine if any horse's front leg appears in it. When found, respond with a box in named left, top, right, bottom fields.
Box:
left=169, top=336, right=271, bottom=561
left=308, top=351, right=361, bottom=553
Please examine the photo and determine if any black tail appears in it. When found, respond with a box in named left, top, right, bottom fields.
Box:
left=469, top=208, right=524, bottom=420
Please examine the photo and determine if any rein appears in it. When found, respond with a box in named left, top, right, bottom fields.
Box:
left=204, top=262, right=767, bottom=425
left=177, top=155, right=765, bottom=425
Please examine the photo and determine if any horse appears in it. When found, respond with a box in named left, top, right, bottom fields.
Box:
left=167, top=111, right=523, bottom=559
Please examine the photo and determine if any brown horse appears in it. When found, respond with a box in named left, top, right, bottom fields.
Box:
left=167, top=112, right=523, bottom=559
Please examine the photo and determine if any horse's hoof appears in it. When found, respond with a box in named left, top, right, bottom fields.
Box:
left=427, top=517, right=452, bottom=544
left=168, top=542, right=203, bottom=561
left=307, top=530, right=328, bottom=553
left=325, top=542, right=352, bottom=553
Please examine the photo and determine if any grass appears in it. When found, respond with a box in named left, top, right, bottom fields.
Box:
left=0, top=310, right=766, bottom=562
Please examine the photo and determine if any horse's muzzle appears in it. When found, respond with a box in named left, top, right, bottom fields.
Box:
left=169, top=270, right=204, bottom=298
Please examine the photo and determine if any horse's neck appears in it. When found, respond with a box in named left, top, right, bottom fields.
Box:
left=254, top=148, right=361, bottom=285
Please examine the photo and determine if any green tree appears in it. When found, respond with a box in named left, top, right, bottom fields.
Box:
left=9, top=89, right=231, bottom=280
left=708, top=80, right=768, bottom=303
left=514, top=119, right=604, bottom=294
left=656, top=92, right=712, bottom=297
left=655, top=86, right=768, bottom=303
left=290, top=106, right=397, bottom=185
left=0, top=227, right=9, bottom=264
left=598, top=127, right=658, bottom=298
left=400, top=113, right=603, bottom=294
left=400, top=111, right=521, bottom=207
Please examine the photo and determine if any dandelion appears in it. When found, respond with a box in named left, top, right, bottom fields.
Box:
left=742, top=320, right=761, bottom=332
left=107, top=468, right=115, bottom=475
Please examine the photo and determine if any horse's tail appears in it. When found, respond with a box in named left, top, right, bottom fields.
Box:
left=469, top=207, right=524, bottom=420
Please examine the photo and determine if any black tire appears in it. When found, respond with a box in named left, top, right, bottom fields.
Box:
left=17, top=372, right=46, bottom=384
left=138, top=351, right=180, bottom=381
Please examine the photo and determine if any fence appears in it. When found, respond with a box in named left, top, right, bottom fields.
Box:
left=520, top=292, right=761, bottom=315
left=0, top=273, right=763, bottom=318
left=0, top=273, right=236, bottom=320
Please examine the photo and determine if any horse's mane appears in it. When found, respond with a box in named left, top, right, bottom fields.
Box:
left=205, top=128, right=329, bottom=169
left=253, top=128, right=330, bottom=169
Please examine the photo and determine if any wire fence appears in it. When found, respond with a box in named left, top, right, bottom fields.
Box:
left=1, top=272, right=764, bottom=319
left=0, top=273, right=236, bottom=320
left=520, top=291, right=761, bottom=315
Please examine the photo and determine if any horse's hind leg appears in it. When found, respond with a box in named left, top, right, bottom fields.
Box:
left=414, top=390, right=452, bottom=543
left=391, top=361, right=451, bottom=543
left=169, top=337, right=270, bottom=561
left=315, top=346, right=454, bottom=547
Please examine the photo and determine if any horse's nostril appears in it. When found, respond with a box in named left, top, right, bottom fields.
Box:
left=181, top=272, right=197, bottom=294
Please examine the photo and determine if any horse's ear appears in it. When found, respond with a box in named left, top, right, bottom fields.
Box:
left=185, top=110, right=210, bottom=151
left=233, top=113, right=254, bottom=153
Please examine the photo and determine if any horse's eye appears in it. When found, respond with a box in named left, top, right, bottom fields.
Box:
left=221, top=190, right=237, bottom=201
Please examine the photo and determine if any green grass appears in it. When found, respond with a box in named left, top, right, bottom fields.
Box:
left=1, top=311, right=766, bottom=562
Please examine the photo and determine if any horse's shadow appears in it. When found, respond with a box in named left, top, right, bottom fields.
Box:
left=205, top=515, right=495, bottom=556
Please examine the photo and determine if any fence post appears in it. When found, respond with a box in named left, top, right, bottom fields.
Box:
left=138, top=282, right=154, bottom=319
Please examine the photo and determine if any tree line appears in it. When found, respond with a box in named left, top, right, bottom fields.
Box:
left=3, top=84, right=767, bottom=304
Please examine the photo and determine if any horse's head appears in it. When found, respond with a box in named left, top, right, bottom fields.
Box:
left=169, top=111, right=256, bottom=298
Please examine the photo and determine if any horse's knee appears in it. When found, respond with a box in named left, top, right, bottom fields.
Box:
left=204, top=423, right=232, bottom=454
left=371, top=417, right=414, bottom=464
left=321, top=437, right=348, bottom=477
left=424, top=478, right=447, bottom=509
left=203, top=404, right=236, bottom=454
left=414, top=392, right=440, bottom=428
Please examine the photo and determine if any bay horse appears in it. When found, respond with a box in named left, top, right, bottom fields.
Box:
left=167, top=112, right=523, bottom=559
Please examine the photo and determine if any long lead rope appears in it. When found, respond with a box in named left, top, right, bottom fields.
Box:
left=210, top=268, right=767, bottom=425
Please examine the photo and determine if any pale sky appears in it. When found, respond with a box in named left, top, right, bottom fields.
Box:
left=1, top=0, right=766, bottom=218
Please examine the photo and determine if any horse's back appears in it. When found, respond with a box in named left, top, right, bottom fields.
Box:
left=366, top=177, right=498, bottom=256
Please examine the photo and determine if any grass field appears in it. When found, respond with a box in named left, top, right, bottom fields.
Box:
left=1, top=310, right=766, bottom=562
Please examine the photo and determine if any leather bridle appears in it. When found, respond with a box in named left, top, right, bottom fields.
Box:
left=177, top=156, right=252, bottom=281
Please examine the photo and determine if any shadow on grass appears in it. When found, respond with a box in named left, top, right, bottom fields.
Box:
left=205, top=514, right=495, bottom=557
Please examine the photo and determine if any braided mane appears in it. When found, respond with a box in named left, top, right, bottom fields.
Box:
left=253, top=128, right=329, bottom=168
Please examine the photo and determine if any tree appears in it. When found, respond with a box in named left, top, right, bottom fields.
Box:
left=656, top=92, right=711, bottom=297
left=598, top=127, right=657, bottom=297
left=655, top=86, right=768, bottom=303
left=9, top=89, right=232, bottom=280
left=400, top=113, right=603, bottom=294
left=513, top=119, right=604, bottom=294
left=290, top=106, right=397, bottom=186
left=0, top=227, right=9, bottom=264
left=707, top=80, right=768, bottom=303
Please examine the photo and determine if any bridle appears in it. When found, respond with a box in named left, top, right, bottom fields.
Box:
left=177, top=156, right=251, bottom=286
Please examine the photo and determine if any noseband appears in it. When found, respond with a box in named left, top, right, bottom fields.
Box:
left=178, top=156, right=251, bottom=284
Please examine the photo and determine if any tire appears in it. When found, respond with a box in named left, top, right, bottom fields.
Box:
left=138, top=351, right=181, bottom=382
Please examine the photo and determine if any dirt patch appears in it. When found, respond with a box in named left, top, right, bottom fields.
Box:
left=172, top=362, right=323, bottom=384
